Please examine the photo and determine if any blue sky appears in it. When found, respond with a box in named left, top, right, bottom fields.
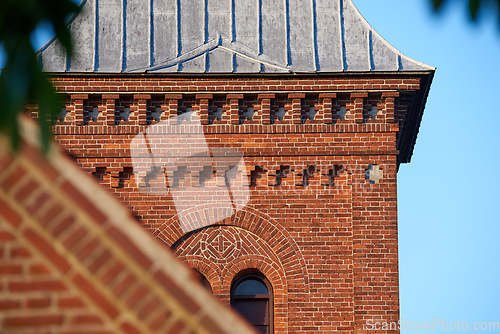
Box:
left=355, top=0, right=500, bottom=332
left=1, top=0, right=498, bottom=332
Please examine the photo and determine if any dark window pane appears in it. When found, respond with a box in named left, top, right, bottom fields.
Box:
left=231, top=274, right=273, bottom=333
left=234, top=278, right=268, bottom=295
left=233, top=299, right=269, bottom=325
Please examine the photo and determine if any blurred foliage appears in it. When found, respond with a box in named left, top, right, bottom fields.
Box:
left=0, top=0, right=80, bottom=152
left=431, top=0, right=500, bottom=24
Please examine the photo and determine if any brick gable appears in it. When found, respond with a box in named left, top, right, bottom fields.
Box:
left=0, top=117, right=255, bottom=334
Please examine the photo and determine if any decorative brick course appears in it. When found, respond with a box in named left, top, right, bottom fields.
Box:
left=18, top=73, right=431, bottom=333
left=0, top=117, right=256, bottom=334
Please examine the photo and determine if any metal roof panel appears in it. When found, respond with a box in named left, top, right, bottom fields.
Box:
left=39, top=0, right=434, bottom=73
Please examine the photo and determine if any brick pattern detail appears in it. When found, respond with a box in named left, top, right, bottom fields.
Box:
left=0, top=119, right=255, bottom=334
left=20, top=75, right=429, bottom=333
left=173, top=226, right=289, bottom=333
left=42, top=76, right=419, bottom=132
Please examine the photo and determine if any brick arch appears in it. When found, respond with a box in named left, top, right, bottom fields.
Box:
left=223, top=255, right=288, bottom=334
left=154, top=204, right=309, bottom=295
left=222, top=255, right=286, bottom=299
left=172, top=227, right=287, bottom=298
left=172, top=225, right=289, bottom=333
left=180, top=257, right=223, bottom=296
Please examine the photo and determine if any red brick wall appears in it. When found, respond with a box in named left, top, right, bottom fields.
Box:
left=0, top=118, right=256, bottom=334
left=43, top=74, right=425, bottom=333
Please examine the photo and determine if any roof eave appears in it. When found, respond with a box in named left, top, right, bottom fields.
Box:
left=44, top=69, right=436, bottom=77
left=397, top=70, right=435, bottom=167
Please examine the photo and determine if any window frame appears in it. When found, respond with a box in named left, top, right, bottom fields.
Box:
left=230, top=271, right=273, bottom=334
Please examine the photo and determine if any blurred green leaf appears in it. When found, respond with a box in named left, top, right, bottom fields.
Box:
left=432, top=0, right=446, bottom=10
left=0, top=0, right=80, bottom=153
left=469, top=0, right=481, bottom=20
left=430, top=0, right=500, bottom=26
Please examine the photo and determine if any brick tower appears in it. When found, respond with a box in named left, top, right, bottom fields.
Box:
left=37, top=0, right=434, bottom=333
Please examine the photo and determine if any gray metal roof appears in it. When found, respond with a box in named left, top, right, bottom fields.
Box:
left=38, top=0, right=434, bottom=74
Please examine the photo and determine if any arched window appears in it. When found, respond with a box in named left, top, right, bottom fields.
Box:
left=231, top=273, right=273, bottom=334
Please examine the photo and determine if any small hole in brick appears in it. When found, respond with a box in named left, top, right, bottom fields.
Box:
left=83, top=106, right=99, bottom=125
left=208, top=97, right=226, bottom=124
left=277, top=106, right=286, bottom=121
left=368, top=106, right=378, bottom=120
left=240, top=106, right=254, bottom=124
left=198, top=165, right=214, bottom=187
left=115, top=106, right=131, bottom=125
left=119, top=167, right=134, bottom=188
left=151, top=107, right=162, bottom=122
left=365, top=164, right=383, bottom=184
left=52, top=107, right=68, bottom=125
left=239, top=97, right=257, bottom=124
left=208, top=105, right=221, bottom=125
left=147, top=98, right=164, bottom=125
left=275, top=165, right=291, bottom=187
left=250, top=166, right=265, bottom=187
left=83, top=96, right=103, bottom=125
left=177, top=107, right=192, bottom=125
left=141, top=166, right=162, bottom=188
left=336, top=105, right=347, bottom=121
left=171, top=166, right=188, bottom=188
left=328, top=165, right=344, bottom=186
left=339, top=106, right=347, bottom=120
left=92, top=167, right=107, bottom=181
left=301, top=106, right=316, bottom=124
left=214, top=106, right=224, bottom=121
left=302, top=165, right=316, bottom=186
left=90, top=107, right=99, bottom=122
left=271, top=102, right=287, bottom=124
left=114, top=97, right=134, bottom=125
left=224, top=165, right=240, bottom=188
